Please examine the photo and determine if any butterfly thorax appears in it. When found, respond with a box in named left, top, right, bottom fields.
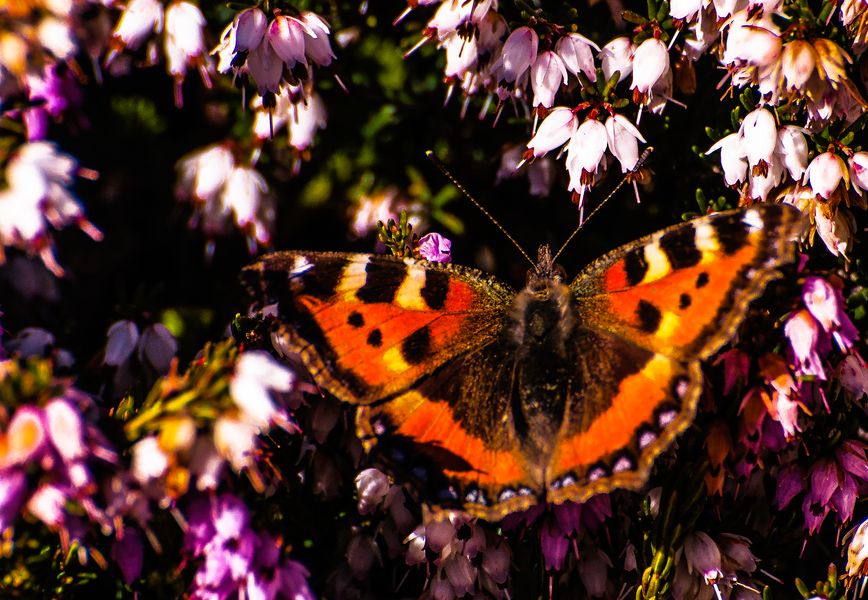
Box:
left=504, top=246, right=578, bottom=464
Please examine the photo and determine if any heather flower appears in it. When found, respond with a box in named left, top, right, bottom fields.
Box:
left=802, top=277, right=858, bottom=352
left=706, top=133, right=748, bottom=186
left=526, top=107, right=577, bottom=158
left=112, top=528, right=144, bottom=585
left=846, top=518, right=868, bottom=583
left=109, top=0, right=163, bottom=57
left=494, top=26, right=538, bottom=84
left=848, top=151, right=868, bottom=193
left=406, top=513, right=509, bottom=597
left=801, top=442, right=868, bottom=533
left=416, top=232, right=452, bottom=263
left=775, top=462, right=805, bottom=509
left=0, top=141, right=101, bottom=276
left=605, top=114, right=647, bottom=172
left=716, top=348, right=751, bottom=395
left=355, top=468, right=391, bottom=514
left=530, top=51, right=568, bottom=108
left=739, top=107, right=777, bottom=176
left=0, top=469, right=28, bottom=532
left=164, top=1, right=210, bottom=107
left=631, top=38, right=670, bottom=104
left=775, top=126, right=808, bottom=181
left=758, top=354, right=804, bottom=439
left=804, top=152, right=848, bottom=200
left=221, top=166, right=272, bottom=247
left=555, top=33, right=599, bottom=82
left=300, top=12, right=336, bottom=68
left=566, top=118, right=608, bottom=201
left=838, top=354, right=868, bottom=401
left=599, top=37, right=634, bottom=82
left=229, top=351, right=294, bottom=429
left=784, top=309, right=828, bottom=379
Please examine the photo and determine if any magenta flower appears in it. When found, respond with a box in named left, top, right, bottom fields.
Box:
left=716, top=349, right=750, bottom=395
left=417, top=232, right=452, bottom=263
left=775, top=462, right=805, bottom=509
left=801, top=442, right=868, bottom=533
left=540, top=519, right=571, bottom=571
left=0, top=469, right=28, bottom=532
left=112, top=528, right=144, bottom=585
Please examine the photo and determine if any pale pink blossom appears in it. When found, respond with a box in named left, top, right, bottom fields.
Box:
left=288, top=92, right=327, bottom=151
left=599, top=37, right=634, bottom=82
left=496, top=26, right=538, bottom=84
left=747, top=159, right=784, bottom=201
left=131, top=436, right=169, bottom=483
left=803, top=277, right=858, bottom=351
left=567, top=119, right=608, bottom=176
left=527, top=107, right=576, bottom=157
left=233, top=7, right=267, bottom=53
left=176, top=144, right=234, bottom=202
left=722, top=14, right=782, bottom=68
left=222, top=166, right=270, bottom=242
left=706, top=133, right=748, bottom=186
left=214, top=414, right=259, bottom=470
left=267, top=15, right=309, bottom=69
left=443, top=33, right=479, bottom=78
left=164, top=2, right=207, bottom=76
left=814, top=204, right=855, bottom=258
left=27, top=484, right=67, bottom=527
left=555, top=33, right=599, bottom=81
left=670, top=0, right=704, bottom=20
left=605, top=114, right=646, bottom=172
left=849, top=151, right=868, bottom=193
left=739, top=107, right=777, bottom=173
left=111, top=0, right=163, bottom=52
left=300, top=12, right=335, bottom=67
left=784, top=309, right=827, bottom=379
left=805, top=152, right=848, bottom=199
left=45, top=398, right=85, bottom=462
left=631, top=38, right=670, bottom=99
left=839, top=355, right=868, bottom=401
left=230, top=351, right=295, bottom=429
left=247, top=33, right=285, bottom=96
left=37, top=17, right=77, bottom=61
left=530, top=51, right=568, bottom=108
left=781, top=40, right=817, bottom=92
left=775, top=126, right=808, bottom=181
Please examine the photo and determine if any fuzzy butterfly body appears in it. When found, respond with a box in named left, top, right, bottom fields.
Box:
left=242, top=205, right=802, bottom=521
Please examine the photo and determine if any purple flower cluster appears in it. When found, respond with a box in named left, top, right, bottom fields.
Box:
left=184, top=494, right=314, bottom=600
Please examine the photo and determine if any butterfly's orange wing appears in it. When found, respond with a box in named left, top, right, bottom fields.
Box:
left=242, top=252, right=514, bottom=405
left=544, top=204, right=803, bottom=506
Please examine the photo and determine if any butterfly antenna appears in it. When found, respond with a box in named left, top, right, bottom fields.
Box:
left=551, top=146, right=655, bottom=264
left=425, top=150, right=535, bottom=268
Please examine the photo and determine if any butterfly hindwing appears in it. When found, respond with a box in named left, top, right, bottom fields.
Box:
left=241, top=252, right=514, bottom=405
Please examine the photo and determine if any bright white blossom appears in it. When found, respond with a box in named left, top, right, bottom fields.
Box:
left=555, top=33, right=599, bottom=81
left=805, top=152, right=848, bottom=199
left=630, top=38, right=669, bottom=100
left=530, top=51, right=568, bottom=108
left=599, top=37, right=634, bottom=82
left=527, top=107, right=576, bottom=157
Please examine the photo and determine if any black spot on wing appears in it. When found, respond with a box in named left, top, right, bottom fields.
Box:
left=636, top=299, right=662, bottom=334
left=295, top=256, right=347, bottom=300
left=713, top=215, right=750, bottom=255
left=624, top=248, right=648, bottom=287
left=421, top=269, right=450, bottom=310
left=679, top=293, right=692, bottom=309
left=367, top=329, right=383, bottom=347
left=356, top=260, right=406, bottom=304
left=288, top=318, right=369, bottom=398
left=401, top=326, right=431, bottom=365
left=696, top=272, right=709, bottom=288
left=659, top=226, right=702, bottom=269
left=348, top=312, right=364, bottom=328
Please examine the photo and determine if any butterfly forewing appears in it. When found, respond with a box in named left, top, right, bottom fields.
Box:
left=241, top=251, right=514, bottom=405
left=571, top=205, right=803, bottom=361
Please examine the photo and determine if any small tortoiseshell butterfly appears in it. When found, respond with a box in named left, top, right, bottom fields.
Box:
left=242, top=204, right=802, bottom=521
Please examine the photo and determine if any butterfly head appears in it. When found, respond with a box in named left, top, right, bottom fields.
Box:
left=526, top=245, right=568, bottom=297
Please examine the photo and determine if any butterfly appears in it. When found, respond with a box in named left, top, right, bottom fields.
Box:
left=242, top=204, right=802, bottom=521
